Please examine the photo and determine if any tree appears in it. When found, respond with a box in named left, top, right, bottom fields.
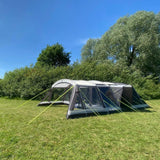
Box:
left=36, top=43, right=70, bottom=67
left=82, top=11, right=160, bottom=76
left=81, top=38, right=99, bottom=62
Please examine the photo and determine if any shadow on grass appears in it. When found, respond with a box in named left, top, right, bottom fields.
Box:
left=72, top=108, right=155, bottom=119
left=121, top=106, right=155, bottom=113
left=37, top=104, right=68, bottom=108
left=37, top=104, right=154, bottom=119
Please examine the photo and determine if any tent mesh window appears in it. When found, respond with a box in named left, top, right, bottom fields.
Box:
left=62, top=88, right=72, bottom=101
left=51, top=88, right=72, bottom=102
left=98, top=87, right=118, bottom=107
left=79, top=87, right=103, bottom=109
left=74, top=93, right=84, bottom=110
left=109, top=87, right=123, bottom=106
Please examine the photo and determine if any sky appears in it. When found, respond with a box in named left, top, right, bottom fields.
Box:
left=0, top=0, right=160, bottom=78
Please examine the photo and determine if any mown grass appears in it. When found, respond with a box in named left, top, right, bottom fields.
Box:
left=0, top=98, right=160, bottom=160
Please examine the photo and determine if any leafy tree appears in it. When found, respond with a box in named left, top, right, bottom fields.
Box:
left=81, top=39, right=99, bottom=62
left=0, top=79, right=3, bottom=96
left=83, top=11, right=160, bottom=76
left=36, top=43, right=71, bottom=67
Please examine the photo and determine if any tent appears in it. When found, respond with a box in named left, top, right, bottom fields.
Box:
left=38, top=79, right=149, bottom=119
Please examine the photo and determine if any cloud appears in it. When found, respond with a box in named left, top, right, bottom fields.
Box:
left=78, top=38, right=89, bottom=45
left=77, top=37, right=100, bottom=46
left=0, top=68, right=5, bottom=79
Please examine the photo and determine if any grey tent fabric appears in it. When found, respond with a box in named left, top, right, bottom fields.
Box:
left=38, top=79, right=149, bottom=119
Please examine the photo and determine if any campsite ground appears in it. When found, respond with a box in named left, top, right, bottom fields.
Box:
left=0, top=98, right=160, bottom=160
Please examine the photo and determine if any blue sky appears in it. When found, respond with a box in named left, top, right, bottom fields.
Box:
left=0, top=0, right=160, bottom=78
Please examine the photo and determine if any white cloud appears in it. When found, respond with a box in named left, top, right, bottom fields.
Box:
left=77, top=37, right=100, bottom=46
left=0, top=68, right=6, bottom=79
left=79, top=38, right=89, bottom=45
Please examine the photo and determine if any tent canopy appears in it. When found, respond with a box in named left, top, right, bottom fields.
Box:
left=38, top=79, right=149, bottom=119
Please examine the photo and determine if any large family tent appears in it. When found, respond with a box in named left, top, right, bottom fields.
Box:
left=38, top=79, right=149, bottom=119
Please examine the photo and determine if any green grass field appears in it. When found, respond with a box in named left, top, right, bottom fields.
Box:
left=0, top=98, right=160, bottom=160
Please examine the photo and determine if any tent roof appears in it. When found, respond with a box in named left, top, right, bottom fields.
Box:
left=52, top=79, right=131, bottom=88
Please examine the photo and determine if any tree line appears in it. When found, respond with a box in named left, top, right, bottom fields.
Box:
left=0, top=11, right=160, bottom=100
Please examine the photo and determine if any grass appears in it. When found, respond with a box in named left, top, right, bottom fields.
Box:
left=0, top=98, right=160, bottom=160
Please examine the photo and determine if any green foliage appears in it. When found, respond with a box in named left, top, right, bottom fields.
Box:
left=1, top=60, right=160, bottom=100
left=1, top=98, right=160, bottom=159
left=36, top=43, right=70, bottom=67
left=81, top=38, right=99, bottom=62
left=1, top=65, right=73, bottom=99
left=135, top=77, right=160, bottom=100
left=19, top=67, right=51, bottom=99
left=1, top=68, right=27, bottom=98
left=0, top=79, right=3, bottom=97
left=82, top=11, right=160, bottom=76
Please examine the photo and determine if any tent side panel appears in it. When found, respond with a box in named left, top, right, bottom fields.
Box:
left=110, top=86, right=123, bottom=106
left=121, top=86, right=133, bottom=106
left=67, top=85, right=85, bottom=118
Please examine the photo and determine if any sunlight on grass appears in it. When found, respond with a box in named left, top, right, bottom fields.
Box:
left=0, top=98, right=160, bottom=159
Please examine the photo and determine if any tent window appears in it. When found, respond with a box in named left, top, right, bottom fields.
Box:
left=74, top=93, right=84, bottom=110
left=79, top=87, right=103, bottom=109
left=63, top=89, right=72, bottom=101
left=99, top=87, right=114, bottom=107
left=109, top=87, right=123, bottom=106
left=52, top=88, right=71, bottom=101
left=98, top=87, right=119, bottom=107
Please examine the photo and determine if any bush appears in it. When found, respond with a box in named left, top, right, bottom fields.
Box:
left=1, top=60, right=160, bottom=100
left=135, top=77, right=160, bottom=100
left=0, top=79, right=4, bottom=97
